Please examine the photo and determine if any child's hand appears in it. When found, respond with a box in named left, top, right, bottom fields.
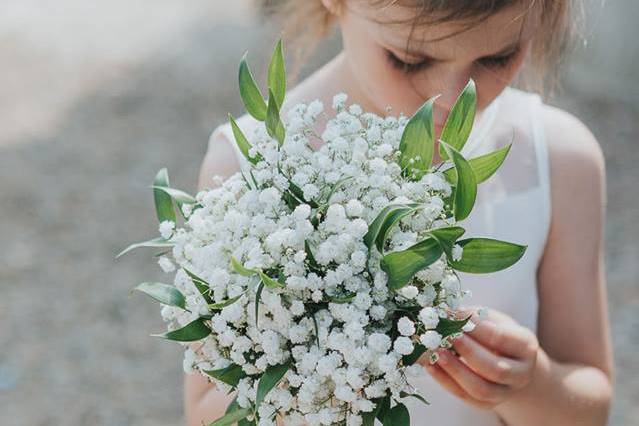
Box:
left=418, top=308, right=540, bottom=410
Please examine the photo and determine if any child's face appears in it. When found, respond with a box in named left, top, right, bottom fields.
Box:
left=331, top=1, right=541, bottom=128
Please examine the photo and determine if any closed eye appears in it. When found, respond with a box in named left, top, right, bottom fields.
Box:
left=476, top=46, right=521, bottom=68
left=385, top=50, right=430, bottom=74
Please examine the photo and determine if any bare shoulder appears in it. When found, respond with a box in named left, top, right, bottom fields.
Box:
left=541, top=103, right=606, bottom=188
left=197, top=123, right=243, bottom=191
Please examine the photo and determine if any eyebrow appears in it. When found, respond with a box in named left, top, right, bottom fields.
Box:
left=392, top=40, right=521, bottom=61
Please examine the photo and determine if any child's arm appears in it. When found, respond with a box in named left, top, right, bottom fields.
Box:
left=421, top=106, right=613, bottom=425
left=183, top=128, right=243, bottom=426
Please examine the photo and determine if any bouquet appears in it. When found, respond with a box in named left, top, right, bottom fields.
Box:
left=117, top=39, right=526, bottom=426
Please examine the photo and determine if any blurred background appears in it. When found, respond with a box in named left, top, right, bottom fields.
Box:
left=0, top=0, right=636, bottom=425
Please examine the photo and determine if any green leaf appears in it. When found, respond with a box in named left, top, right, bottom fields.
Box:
left=444, top=144, right=511, bottom=185
left=266, top=88, right=285, bottom=145
left=238, top=52, right=267, bottom=121
left=428, top=226, right=466, bottom=258
left=204, top=363, right=247, bottom=387
left=223, top=398, right=255, bottom=426
left=183, top=268, right=213, bottom=304
left=208, top=293, right=245, bottom=310
left=131, top=282, right=185, bottom=309
left=380, top=238, right=443, bottom=291
left=230, top=256, right=258, bottom=276
left=362, top=398, right=385, bottom=426
left=153, top=168, right=176, bottom=223
left=258, top=270, right=285, bottom=289
left=376, top=396, right=391, bottom=423
left=288, top=179, right=318, bottom=208
left=399, top=391, right=430, bottom=406
left=363, top=203, right=420, bottom=253
left=152, top=317, right=211, bottom=342
left=383, top=403, right=410, bottom=426
left=267, top=39, right=286, bottom=109
left=208, top=407, right=252, bottom=426
left=149, top=185, right=197, bottom=204
left=304, top=240, right=321, bottom=272
left=115, top=236, right=173, bottom=259
left=327, top=292, right=356, bottom=304
left=436, top=316, right=471, bottom=337
left=402, top=344, right=427, bottom=366
left=449, top=237, right=527, bottom=273
left=255, top=362, right=291, bottom=412
left=255, top=280, right=265, bottom=327
left=441, top=141, right=477, bottom=221
left=399, top=96, right=437, bottom=179
left=439, top=79, right=476, bottom=160
left=229, top=113, right=263, bottom=165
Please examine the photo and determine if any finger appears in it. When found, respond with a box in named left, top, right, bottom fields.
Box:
left=453, top=334, right=528, bottom=387
left=436, top=349, right=509, bottom=404
left=468, top=319, right=538, bottom=360
left=423, top=362, right=473, bottom=401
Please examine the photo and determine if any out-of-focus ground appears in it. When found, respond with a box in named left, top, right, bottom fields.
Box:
left=0, top=1, right=636, bottom=425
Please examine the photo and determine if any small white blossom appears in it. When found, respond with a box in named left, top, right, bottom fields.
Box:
left=420, top=330, right=443, bottom=349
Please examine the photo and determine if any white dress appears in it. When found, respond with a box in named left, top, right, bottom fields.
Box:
left=207, top=86, right=551, bottom=425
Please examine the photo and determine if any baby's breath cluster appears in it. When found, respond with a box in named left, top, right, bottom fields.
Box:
left=156, top=94, right=474, bottom=426
left=121, top=40, right=526, bottom=426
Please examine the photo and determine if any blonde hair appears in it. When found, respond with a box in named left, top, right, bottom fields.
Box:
left=262, top=0, right=584, bottom=96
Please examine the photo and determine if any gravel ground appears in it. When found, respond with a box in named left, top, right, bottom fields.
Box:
left=0, top=1, right=636, bottom=425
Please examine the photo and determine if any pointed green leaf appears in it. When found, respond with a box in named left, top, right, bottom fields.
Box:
left=238, top=52, right=267, bottom=121
left=209, top=292, right=245, bottom=310
left=255, top=361, right=291, bottom=411
left=115, top=236, right=173, bottom=259
left=439, top=79, right=476, bottom=160
left=376, top=396, right=391, bottom=423
left=449, top=237, right=527, bottom=273
left=436, top=316, right=471, bottom=337
left=380, top=238, right=443, bottom=290
left=258, top=270, right=285, bottom=289
left=152, top=317, right=211, bottom=342
left=132, top=282, right=185, bottom=309
left=230, top=256, right=258, bottom=277
left=149, top=185, right=197, bottom=204
left=402, top=344, right=427, bottom=366
left=304, top=240, right=321, bottom=271
left=223, top=398, right=255, bottom=426
left=399, top=96, right=437, bottom=179
left=441, top=141, right=477, bottom=221
left=444, top=144, right=511, bottom=185
left=383, top=403, right=410, bottom=426
left=288, top=179, right=318, bottom=208
left=363, top=203, right=420, bottom=253
left=183, top=267, right=213, bottom=304
left=327, top=292, right=356, bottom=304
left=267, top=39, right=286, bottom=109
left=204, top=363, right=247, bottom=387
left=208, top=408, right=252, bottom=426
left=255, top=280, right=265, bottom=327
left=399, top=391, right=430, bottom=406
left=266, top=88, right=285, bottom=145
left=428, top=226, right=466, bottom=258
left=229, top=113, right=263, bottom=165
left=153, top=168, right=176, bottom=223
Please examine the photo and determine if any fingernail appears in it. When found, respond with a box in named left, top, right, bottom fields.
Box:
left=437, top=350, right=448, bottom=365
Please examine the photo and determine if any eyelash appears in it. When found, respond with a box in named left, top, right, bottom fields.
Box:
left=385, top=48, right=519, bottom=74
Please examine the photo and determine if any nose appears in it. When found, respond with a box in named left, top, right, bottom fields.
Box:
left=427, top=70, right=473, bottom=125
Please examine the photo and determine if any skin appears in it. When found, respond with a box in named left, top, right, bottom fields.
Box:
left=186, top=1, right=613, bottom=424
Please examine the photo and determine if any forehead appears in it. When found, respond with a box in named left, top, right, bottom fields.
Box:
left=349, top=1, right=541, bottom=58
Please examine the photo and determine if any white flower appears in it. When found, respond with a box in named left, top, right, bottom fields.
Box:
left=157, top=256, right=175, bottom=273
left=420, top=330, right=443, bottom=349
left=393, top=336, right=414, bottom=355
left=332, top=92, right=348, bottom=110
left=159, top=220, right=175, bottom=239
left=399, top=285, right=418, bottom=299
left=397, top=317, right=415, bottom=336
left=418, top=307, right=440, bottom=329
left=452, top=243, right=463, bottom=261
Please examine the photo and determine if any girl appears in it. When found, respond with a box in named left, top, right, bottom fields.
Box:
left=187, top=1, right=613, bottom=425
